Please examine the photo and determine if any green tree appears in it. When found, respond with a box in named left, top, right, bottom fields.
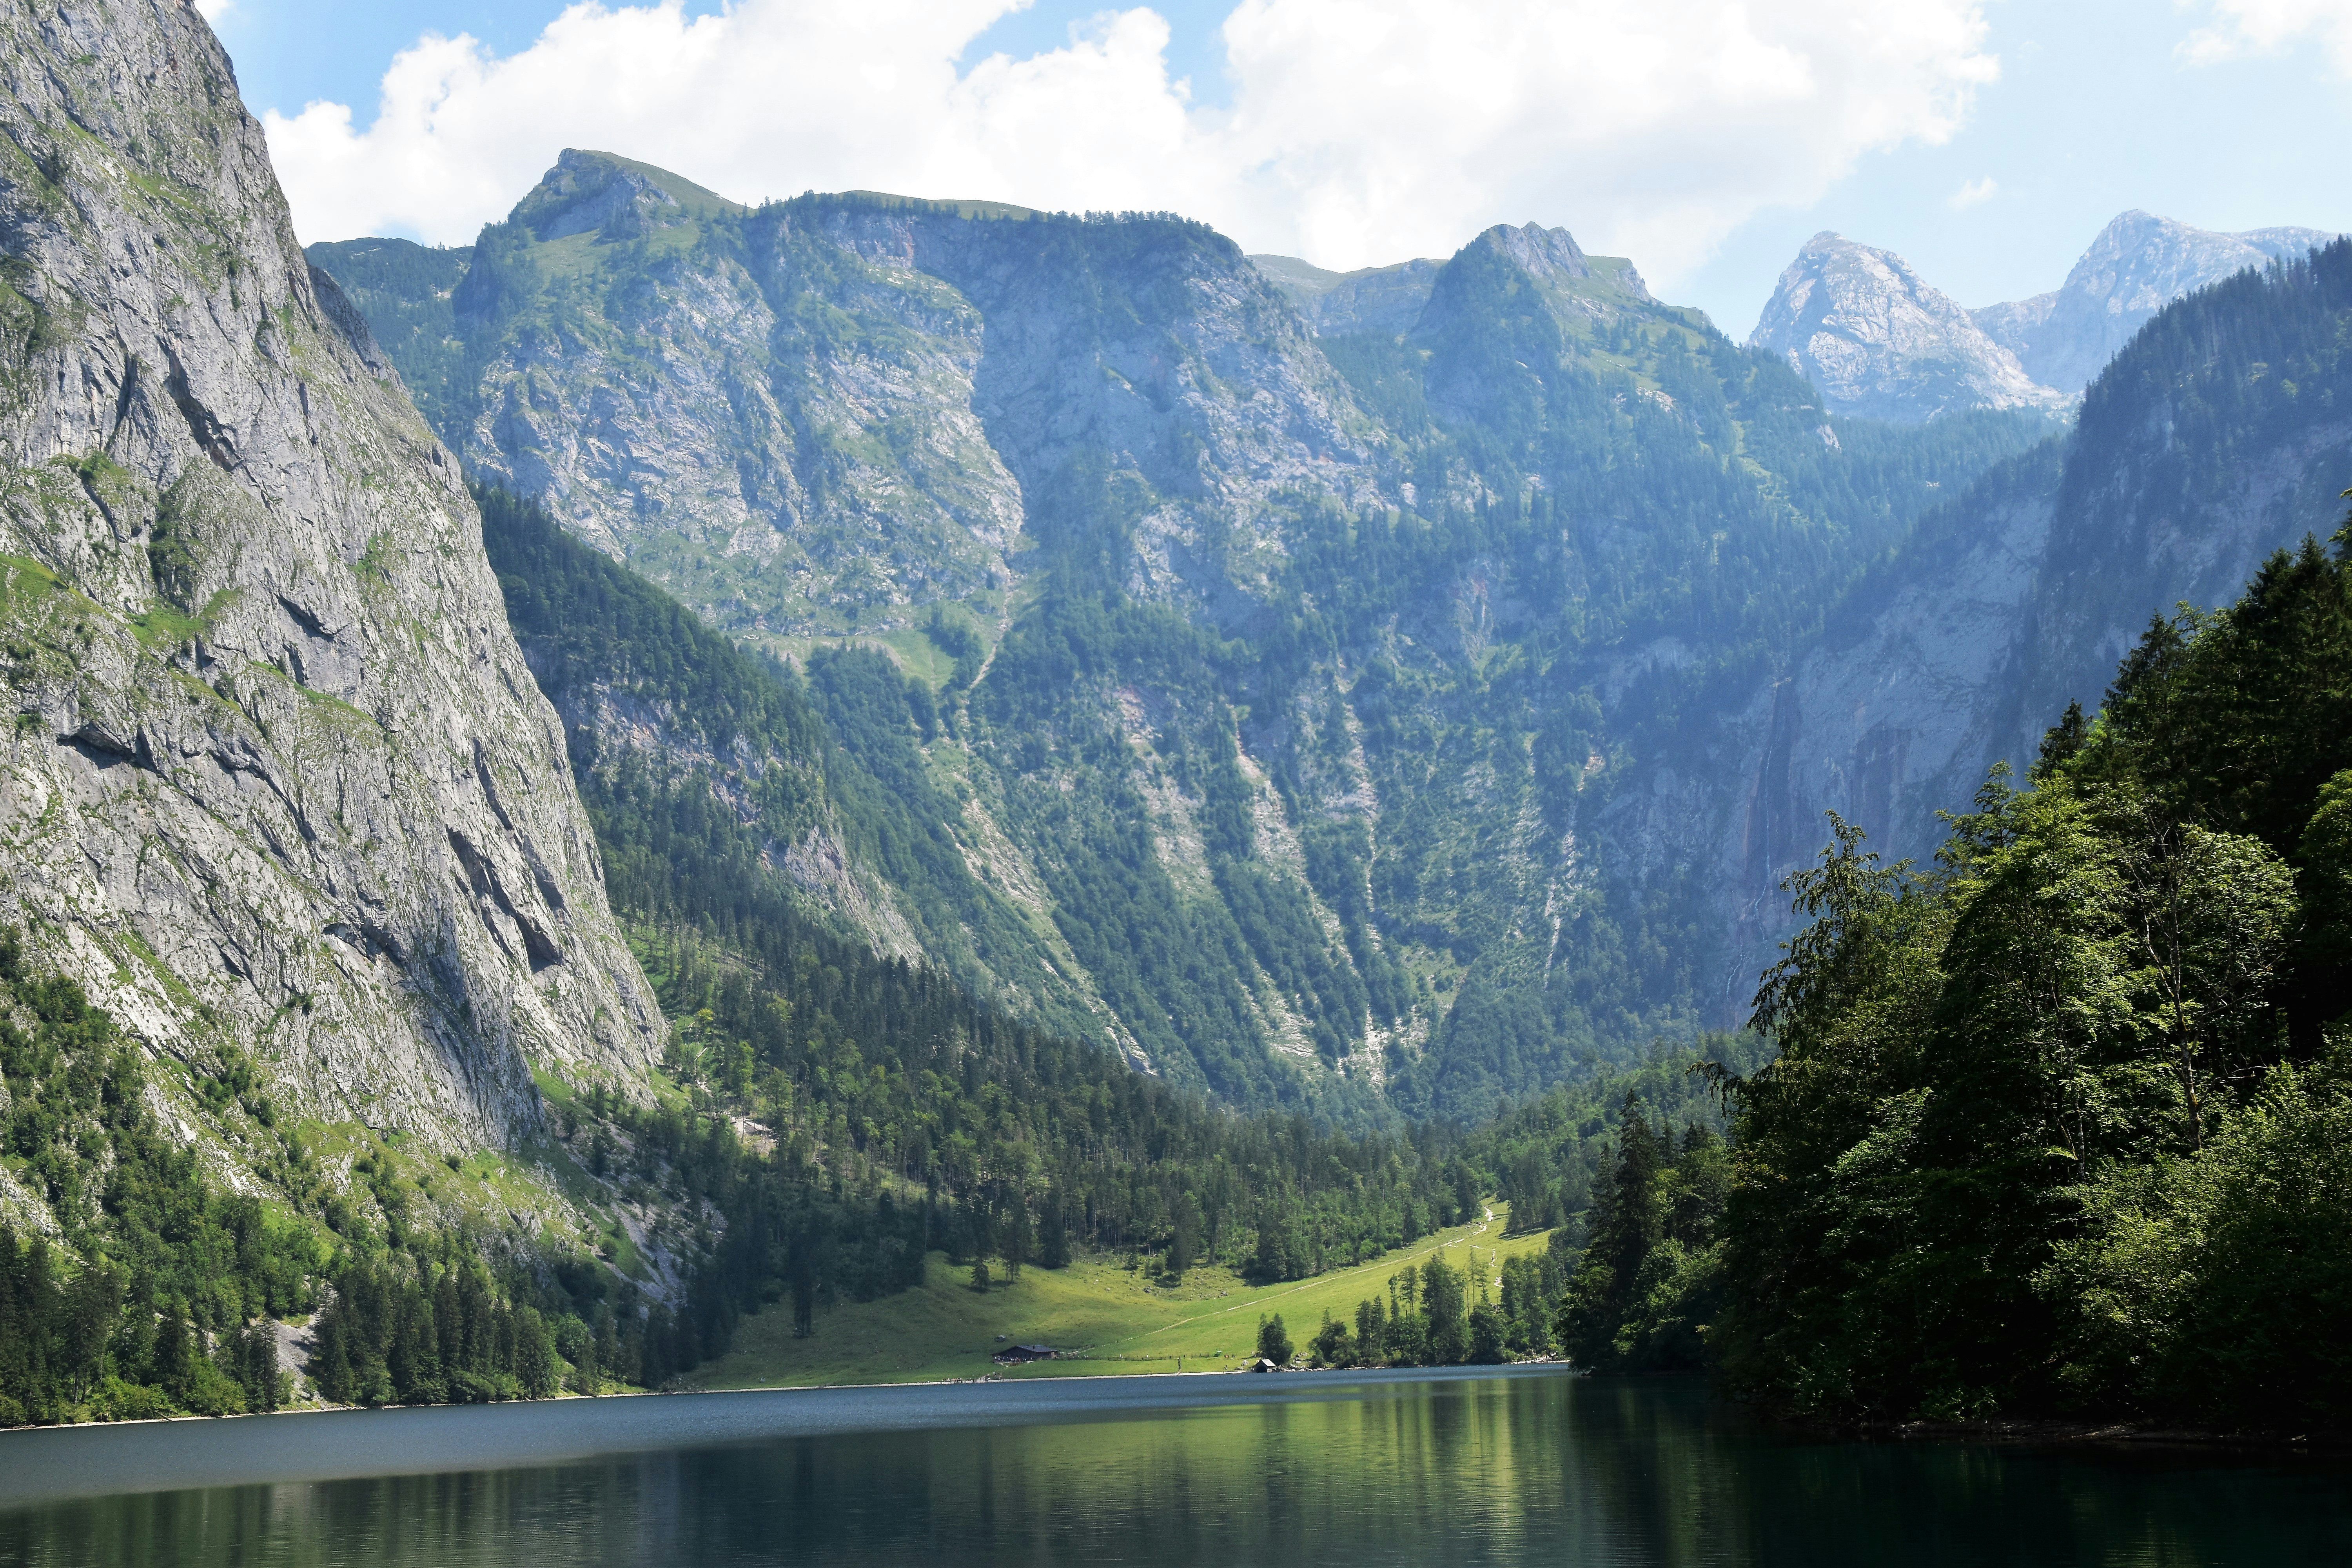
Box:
left=1466, top=1301, right=1508, bottom=1364
left=1256, top=1314, right=1292, bottom=1366
left=1421, top=1258, right=1467, bottom=1365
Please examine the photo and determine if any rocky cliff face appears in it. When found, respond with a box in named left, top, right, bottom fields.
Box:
left=1637, top=242, right=2352, bottom=1002
left=1748, top=232, right=2062, bottom=422
left=1973, top=212, right=2340, bottom=396
left=428, top=160, right=1391, bottom=646
left=0, top=2, right=659, bottom=1170
left=1251, top=254, right=1446, bottom=337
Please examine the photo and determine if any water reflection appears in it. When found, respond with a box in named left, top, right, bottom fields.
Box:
left=1, top=1373, right=2344, bottom=1566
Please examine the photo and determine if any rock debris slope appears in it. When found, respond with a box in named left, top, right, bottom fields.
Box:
left=0, top=1, right=659, bottom=1156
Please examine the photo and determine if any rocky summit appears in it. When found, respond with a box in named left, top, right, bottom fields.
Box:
left=0, top=0, right=660, bottom=1242
left=1751, top=212, right=2347, bottom=426
left=1972, top=210, right=2342, bottom=395
left=1746, top=232, right=2062, bottom=423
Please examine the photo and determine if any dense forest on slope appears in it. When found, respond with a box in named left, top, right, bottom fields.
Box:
left=481, top=487, right=1497, bottom=1308
left=1713, top=508, right=2352, bottom=1429
left=310, top=160, right=2050, bottom=1123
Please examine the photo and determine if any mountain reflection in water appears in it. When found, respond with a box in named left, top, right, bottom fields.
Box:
left=0, top=1368, right=2343, bottom=1566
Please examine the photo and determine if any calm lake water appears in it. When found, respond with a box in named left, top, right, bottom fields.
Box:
left=0, top=1367, right=2345, bottom=1566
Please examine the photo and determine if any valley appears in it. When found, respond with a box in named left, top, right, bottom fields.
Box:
left=1, top=0, right=2348, bottom=1459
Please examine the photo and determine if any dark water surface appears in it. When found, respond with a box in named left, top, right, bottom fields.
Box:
left=0, top=1367, right=2344, bottom=1566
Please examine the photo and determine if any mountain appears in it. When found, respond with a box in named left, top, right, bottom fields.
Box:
left=314, top=158, right=2051, bottom=1120
left=1973, top=211, right=2342, bottom=395
left=1637, top=238, right=2352, bottom=1007
left=1746, top=232, right=2063, bottom=422
left=1, top=13, right=1533, bottom=1429
left=0, top=1, right=661, bottom=1188
left=1248, top=240, right=1653, bottom=338
left=1249, top=254, right=1443, bottom=336
left=1753, top=215, right=2346, bottom=425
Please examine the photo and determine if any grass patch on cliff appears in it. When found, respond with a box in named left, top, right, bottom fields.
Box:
left=129, top=602, right=206, bottom=650
left=690, top=1205, right=1553, bottom=1388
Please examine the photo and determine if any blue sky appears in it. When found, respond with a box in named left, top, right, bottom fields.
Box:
left=212, top=0, right=2352, bottom=336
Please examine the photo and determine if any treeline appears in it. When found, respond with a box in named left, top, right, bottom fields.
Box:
left=1300, top=1249, right=1560, bottom=1371
left=1294, top=1044, right=1750, bottom=1374
left=1554, top=1103, right=1726, bottom=1371
left=0, top=916, right=714, bottom=1423
left=1718, top=515, right=2352, bottom=1430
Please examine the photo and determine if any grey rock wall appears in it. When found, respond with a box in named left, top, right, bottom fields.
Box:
left=1749, top=232, right=2062, bottom=422
left=0, top=2, right=659, bottom=1154
left=1617, top=377, right=2352, bottom=1017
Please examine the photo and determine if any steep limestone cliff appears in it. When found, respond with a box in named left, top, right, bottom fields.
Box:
left=0, top=2, right=659, bottom=1171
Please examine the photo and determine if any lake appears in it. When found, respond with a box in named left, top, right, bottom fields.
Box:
left=0, top=1367, right=2343, bottom=1566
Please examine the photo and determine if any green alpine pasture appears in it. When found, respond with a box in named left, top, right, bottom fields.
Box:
left=694, top=1205, right=1556, bottom=1388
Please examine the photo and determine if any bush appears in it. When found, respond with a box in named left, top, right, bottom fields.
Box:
left=2045, top=1058, right=2352, bottom=1427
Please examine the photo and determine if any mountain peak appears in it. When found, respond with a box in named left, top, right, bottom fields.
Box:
left=1749, top=232, right=2060, bottom=422
left=1974, top=210, right=2346, bottom=393
left=1472, top=221, right=1592, bottom=284
left=508, top=148, right=743, bottom=242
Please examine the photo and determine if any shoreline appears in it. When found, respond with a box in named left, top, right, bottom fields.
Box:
left=1768, top=1408, right=2352, bottom=1457
left=0, top=1363, right=1574, bottom=1510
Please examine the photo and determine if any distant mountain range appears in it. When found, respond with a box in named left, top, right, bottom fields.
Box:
left=1261, top=209, right=2343, bottom=426
left=1747, top=212, right=2343, bottom=421
left=305, top=150, right=2352, bottom=1127
left=1745, top=232, right=2063, bottom=423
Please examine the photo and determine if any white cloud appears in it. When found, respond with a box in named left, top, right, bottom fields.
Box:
left=195, top=0, right=232, bottom=19
left=263, top=0, right=1998, bottom=290
left=1947, top=175, right=1998, bottom=209
left=2179, top=0, right=2352, bottom=72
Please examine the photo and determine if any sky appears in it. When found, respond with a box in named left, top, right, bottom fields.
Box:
left=203, top=0, right=2352, bottom=338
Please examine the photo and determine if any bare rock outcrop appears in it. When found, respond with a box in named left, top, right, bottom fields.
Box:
left=0, top=2, right=660, bottom=1152
left=1749, top=232, right=2064, bottom=423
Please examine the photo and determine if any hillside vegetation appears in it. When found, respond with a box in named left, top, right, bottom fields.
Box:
left=1716, top=504, right=2352, bottom=1429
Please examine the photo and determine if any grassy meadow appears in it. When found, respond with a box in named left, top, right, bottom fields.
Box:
left=690, top=1206, right=1557, bottom=1388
